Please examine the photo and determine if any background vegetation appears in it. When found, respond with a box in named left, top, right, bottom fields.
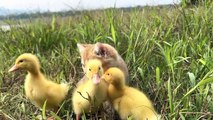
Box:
left=0, top=1, right=212, bottom=120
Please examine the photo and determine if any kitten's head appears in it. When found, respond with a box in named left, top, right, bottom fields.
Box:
left=77, top=42, right=118, bottom=72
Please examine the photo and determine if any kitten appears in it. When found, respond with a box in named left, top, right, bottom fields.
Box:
left=77, top=42, right=127, bottom=119
left=77, top=42, right=129, bottom=83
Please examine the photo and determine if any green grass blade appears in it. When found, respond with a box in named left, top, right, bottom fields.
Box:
left=182, top=70, right=213, bottom=99
left=42, top=100, right=47, bottom=119
left=167, top=78, right=174, bottom=116
left=51, top=15, right=55, bottom=31
left=110, top=18, right=116, bottom=44
left=156, top=67, right=161, bottom=87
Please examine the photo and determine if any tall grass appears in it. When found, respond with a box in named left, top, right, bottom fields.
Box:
left=0, top=2, right=213, bottom=120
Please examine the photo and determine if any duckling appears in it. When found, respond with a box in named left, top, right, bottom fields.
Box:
left=102, top=67, right=158, bottom=120
left=72, top=59, right=108, bottom=120
left=8, top=53, right=69, bottom=111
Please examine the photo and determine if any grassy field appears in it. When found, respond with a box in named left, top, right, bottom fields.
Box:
left=0, top=2, right=213, bottom=120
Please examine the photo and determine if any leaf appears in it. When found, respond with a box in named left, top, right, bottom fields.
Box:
left=21, top=102, right=25, bottom=113
left=198, top=59, right=206, bottom=65
left=50, top=111, right=61, bottom=120
left=138, top=67, right=144, bottom=79
left=42, top=100, right=47, bottom=119
left=182, top=70, right=213, bottom=99
left=197, top=76, right=213, bottom=87
left=156, top=67, right=161, bottom=87
left=187, top=72, right=196, bottom=87
left=167, top=78, right=174, bottom=114
left=110, top=18, right=116, bottom=44
left=51, top=15, right=55, bottom=31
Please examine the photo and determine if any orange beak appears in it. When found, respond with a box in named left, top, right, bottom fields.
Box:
left=101, top=74, right=106, bottom=80
left=8, top=65, right=19, bottom=72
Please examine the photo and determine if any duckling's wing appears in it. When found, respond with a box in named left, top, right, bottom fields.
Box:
left=45, top=82, right=69, bottom=104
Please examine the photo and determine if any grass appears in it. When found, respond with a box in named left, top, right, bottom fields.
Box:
left=0, top=2, right=213, bottom=120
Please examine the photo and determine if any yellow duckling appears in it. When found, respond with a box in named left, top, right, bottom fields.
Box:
left=72, top=59, right=108, bottom=120
left=8, top=53, right=69, bottom=111
left=102, top=67, right=158, bottom=120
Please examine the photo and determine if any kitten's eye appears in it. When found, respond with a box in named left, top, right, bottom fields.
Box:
left=95, top=51, right=100, bottom=56
left=89, top=68, right=91, bottom=71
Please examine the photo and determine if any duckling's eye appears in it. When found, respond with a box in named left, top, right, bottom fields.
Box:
left=107, top=73, right=110, bottom=76
left=89, top=68, right=91, bottom=71
left=19, top=60, right=24, bottom=63
left=98, top=67, right=101, bottom=70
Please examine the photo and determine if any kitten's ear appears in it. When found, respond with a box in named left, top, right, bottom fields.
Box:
left=94, top=42, right=101, bottom=53
left=94, top=42, right=108, bottom=57
left=77, top=43, right=86, bottom=53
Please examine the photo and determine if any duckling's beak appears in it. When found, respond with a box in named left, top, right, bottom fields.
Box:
left=8, top=65, right=19, bottom=72
left=92, top=73, right=100, bottom=84
left=100, top=75, right=109, bottom=84
left=101, top=74, right=111, bottom=83
left=100, top=75, right=105, bottom=80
